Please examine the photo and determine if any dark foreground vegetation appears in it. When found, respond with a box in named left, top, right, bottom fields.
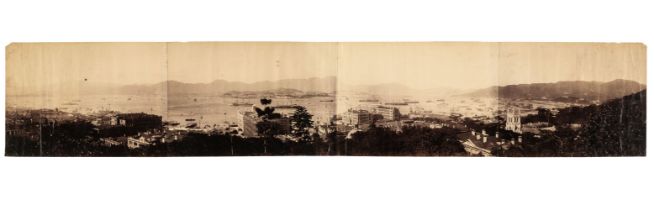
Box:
left=493, top=90, right=646, bottom=157
left=5, top=91, right=646, bottom=157
left=5, top=125, right=466, bottom=157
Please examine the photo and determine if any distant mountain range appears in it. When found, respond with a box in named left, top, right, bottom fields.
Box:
left=117, top=76, right=337, bottom=96
left=461, top=79, right=646, bottom=103
left=72, top=78, right=646, bottom=104
left=222, top=88, right=330, bottom=98
left=115, top=77, right=464, bottom=98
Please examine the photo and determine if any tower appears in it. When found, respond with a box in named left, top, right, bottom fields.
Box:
left=505, top=109, right=522, bottom=133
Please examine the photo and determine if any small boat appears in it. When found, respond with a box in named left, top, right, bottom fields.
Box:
left=232, top=102, right=254, bottom=106
left=166, top=121, right=180, bottom=126
left=274, top=105, right=300, bottom=109
left=359, top=99, right=379, bottom=103
left=320, top=99, right=335, bottom=102
left=186, top=123, right=198, bottom=128
left=185, top=118, right=198, bottom=128
left=403, top=99, right=420, bottom=104
left=385, top=102, right=409, bottom=106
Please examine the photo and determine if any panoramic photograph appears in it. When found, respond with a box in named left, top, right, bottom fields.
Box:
left=5, top=42, right=646, bottom=157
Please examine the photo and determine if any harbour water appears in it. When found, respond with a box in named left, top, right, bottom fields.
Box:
left=7, top=92, right=582, bottom=127
left=7, top=94, right=337, bottom=126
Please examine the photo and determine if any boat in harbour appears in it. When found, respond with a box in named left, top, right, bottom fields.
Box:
left=231, top=102, right=254, bottom=106
left=384, top=102, right=409, bottom=106
left=359, top=99, right=380, bottom=103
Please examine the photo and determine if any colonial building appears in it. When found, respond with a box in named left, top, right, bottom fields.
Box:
left=505, top=109, right=522, bottom=133
left=374, top=106, right=401, bottom=121
left=457, top=129, right=522, bottom=156
left=238, top=111, right=261, bottom=138
left=237, top=110, right=292, bottom=138
left=128, top=136, right=150, bottom=149
left=91, top=114, right=118, bottom=127
left=116, top=113, right=162, bottom=130
left=342, top=109, right=371, bottom=128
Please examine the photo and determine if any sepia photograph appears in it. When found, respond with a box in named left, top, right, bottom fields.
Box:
left=5, top=42, right=646, bottom=157
left=2, top=1, right=654, bottom=210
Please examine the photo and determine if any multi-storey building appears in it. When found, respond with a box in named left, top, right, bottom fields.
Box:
left=374, top=106, right=401, bottom=121
left=238, top=110, right=292, bottom=138
left=342, top=109, right=371, bottom=127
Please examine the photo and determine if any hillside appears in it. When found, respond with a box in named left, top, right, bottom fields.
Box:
left=576, top=90, right=646, bottom=156
left=462, top=79, right=645, bottom=103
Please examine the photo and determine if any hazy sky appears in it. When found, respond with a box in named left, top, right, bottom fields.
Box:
left=497, top=42, right=646, bottom=87
left=168, top=42, right=338, bottom=84
left=338, top=42, right=646, bottom=90
left=338, top=42, right=499, bottom=90
left=6, top=42, right=646, bottom=96
left=6, top=42, right=167, bottom=96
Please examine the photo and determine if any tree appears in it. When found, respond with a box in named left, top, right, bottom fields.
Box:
left=253, top=97, right=283, bottom=154
left=254, top=98, right=282, bottom=120
left=523, top=107, right=555, bottom=124
left=290, top=106, right=314, bottom=142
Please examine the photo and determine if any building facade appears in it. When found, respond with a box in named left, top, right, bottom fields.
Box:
left=238, top=110, right=292, bottom=138
left=238, top=111, right=261, bottom=138
left=505, top=109, right=522, bottom=133
left=116, top=113, right=162, bottom=130
left=342, top=109, right=371, bottom=127
left=374, top=106, right=401, bottom=121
